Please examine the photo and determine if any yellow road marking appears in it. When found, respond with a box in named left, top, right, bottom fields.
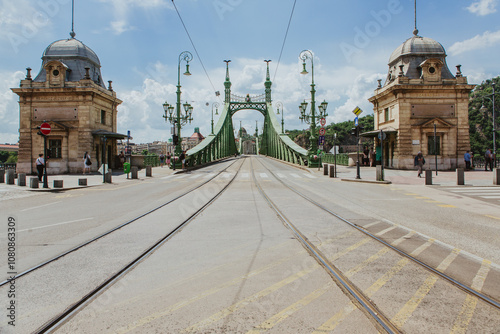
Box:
left=471, top=259, right=491, bottom=291
left=414, top=196, right=430, bottom=199
left=438, top=204, right=456, bottom=208
left=410, top=239, right=435, bottom=257
left=485, top=214, right=500, bottom=221
left=449, top=295, right=478, bottom=334
left=246, top=283, right=333, bottom=333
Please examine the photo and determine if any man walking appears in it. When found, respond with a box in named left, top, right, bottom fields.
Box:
left=464, top=150, right=471, bottom=171
left=485, top=148, right=493, bottom=171
left=35, top=153, right=45, bottom=181
left=414, top=152, right=425, bottom=178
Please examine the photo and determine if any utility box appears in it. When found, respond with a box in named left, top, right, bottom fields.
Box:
left=123, top=162, right=131, bottom=174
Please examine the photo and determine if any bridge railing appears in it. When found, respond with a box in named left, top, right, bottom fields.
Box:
left=230, top=94, right=266, bottom=103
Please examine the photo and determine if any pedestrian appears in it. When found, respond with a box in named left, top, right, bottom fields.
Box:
left=119, top=151, right=125, bottom=168
left=159, top=153, right=165, bottom=168
left=369, top=148, right=375, bottom=167
left=464, top=150, right=471, bottom=171
left=166, top=152, right=171, bottom=167
left=179, top=150, right=186, bottom=170
left=83, top=151, right=92, bottom=174
left=35, top=153, right=45, bottom=181
left=485, top=148, right=493, bottom=171
left=414, top=151, right=425, bottom=177
left=363, top=147, right=369, bottom=166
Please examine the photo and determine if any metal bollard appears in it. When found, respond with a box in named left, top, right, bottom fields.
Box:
left=376, top=165, right=384, bottom=181
left=0, top=169, right=4, bottom=183
left=17, top=173, right=26, bottom=186
left=494, top=168, right=500, bottom=186
left=105, top=169, right=112, bottom=183
left=131, top=166, right=138, bottom=179
left=30, top=177, right=39, bottom=188
left=146, top=165, right=152, bottom=177
left=78, top=178, right=88, bottom=186
left=53, top=180, right=63, bottom=188
left=456, top=168, right=464, bottom=185
left=6, top=170, right=15, bottom=185
left=425, top=169, right=432, bottom=185
left=329, top=165, right=336, bottom=178
left=323, top=164, right=328, bottom=176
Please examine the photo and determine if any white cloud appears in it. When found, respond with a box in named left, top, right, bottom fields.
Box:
left=466, top=0, right=498, bottom=16
left=0, top=70, right=25, bottom=144
left=448, top=30, right=500, bottom=56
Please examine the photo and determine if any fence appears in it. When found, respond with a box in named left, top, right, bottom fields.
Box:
left=322, top=153, right=349, bottom=166
left=0, top=163, right=16, bottom=171
left=143, top=155, right=159, bottom=167
left=473, top=157, right=500, bottom=169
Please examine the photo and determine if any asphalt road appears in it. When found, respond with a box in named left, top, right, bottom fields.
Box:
left=1, top=156, right=499, bottom=333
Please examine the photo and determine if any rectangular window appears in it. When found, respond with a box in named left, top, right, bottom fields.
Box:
left=101, top=110, right=106, bottom=124
left=48, top=139, right=62, bottom=158
left=428, top=135, right=441, bottom=155
left=384, top=108, right=390, bottom=122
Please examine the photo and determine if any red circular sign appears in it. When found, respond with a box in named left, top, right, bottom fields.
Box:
left=40, top=122, right=51, bottom=135
left=319, top=127, right=326, bottom=136
left=320, top=118, right=326, bottom=126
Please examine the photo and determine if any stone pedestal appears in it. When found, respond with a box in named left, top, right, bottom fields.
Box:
left=425, top=170, right=432, bottom=185
left=79, top=178, right=87, bottom=186
left=376, top=165, right=384, bottom=181
left=494, top=168, right=500, bottom=186
left=146, top=165, right=152, bottom=177
left=131, top=166, right=138, bottom=179
left=329, top=165, right=336, bottom=178
left=6, top=170, right=15, bottom=185
left=17, top=173, right=26, bottom=186
left=323, top=164, right=328, bottom=176
left=0, top=169, right=4, bottom=183
left=105, top=169, right=112, bottom=183
left=53, top=180, right=63, bottom=188
left=30, top=177, right=39, bottom=188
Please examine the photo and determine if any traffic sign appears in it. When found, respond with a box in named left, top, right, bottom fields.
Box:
left=319, top=127, right=326, bottom=136
left=318, top=135, right=325, bottom=145
left=352, top=106, right=363, bottom=116
left=354, top=117, right=358, bottom=127
left=378, top=131, right=386, bottom=140
left=40, top=122, right=51, bottom=135
left=320, top=118, right=326, bottom=126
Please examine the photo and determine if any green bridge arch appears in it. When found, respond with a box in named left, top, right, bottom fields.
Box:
left=185, top=61, right=308, bottom=168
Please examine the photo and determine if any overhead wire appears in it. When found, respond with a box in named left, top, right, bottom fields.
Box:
left=273, top=0, right=298, bottom=83
left=171, top=0, right=221, bottom=101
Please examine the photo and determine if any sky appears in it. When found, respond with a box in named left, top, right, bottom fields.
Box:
left=0, top=0, right=499, bottom=144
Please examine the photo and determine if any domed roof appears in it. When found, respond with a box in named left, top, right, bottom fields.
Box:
left=42, top=38, right=101, bottom=66
left=34, top=37, right=105, bottom=87
left=389, top=33, right=446, bottom=65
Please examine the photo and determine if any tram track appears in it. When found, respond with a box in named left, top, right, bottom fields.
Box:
left=255, top=156, right=500, bottom=312
left=34, top=157, right=246, bottom=333
left=0, top=159, right=238, bottom=288
left=250, top=158, right=401, bottom=334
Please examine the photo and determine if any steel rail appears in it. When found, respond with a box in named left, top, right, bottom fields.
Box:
left=258, top=157, right=500, bottom=311
left=36, top=157, right=246, bottom=333
left=249, top=158, right=400, bottom=334
left=0, top=159, right=238, bottom=288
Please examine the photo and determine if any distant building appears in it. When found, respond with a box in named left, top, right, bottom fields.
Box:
left=12, top=34, right=125, bottom=174
left=367, top=29, right=474, bottom=170
left=0, top=144, right=19, bottom=153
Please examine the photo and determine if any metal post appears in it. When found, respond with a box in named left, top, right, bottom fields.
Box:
left=43, top=135, right=48, bottom=188
left=434, top=123, right=438, bottom=176
left=334, top=133, right=337, bottom=178
left=493, top=83, right=496, bottom=168
left=102, top=136, right=107, bottom=183
left=380, top=129, right=384, bottom=178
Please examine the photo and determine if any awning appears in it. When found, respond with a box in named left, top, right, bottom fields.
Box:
left=92, top=129, right=128, bottom=139
left=360, top=128, right=398, bottom=138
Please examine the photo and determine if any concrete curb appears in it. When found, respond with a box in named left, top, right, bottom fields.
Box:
left=341, top=178, right=392, bottom=184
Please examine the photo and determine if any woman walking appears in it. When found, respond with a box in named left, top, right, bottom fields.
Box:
left=83, top=152, right=92, bottom=174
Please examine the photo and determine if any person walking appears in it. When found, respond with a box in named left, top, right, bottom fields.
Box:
left=35, top=153, right=45, bottom=181
left=179, top=151, right=186, bottom=170
left=464, top=150, right=471, bottom=171
left=485, top=148, right=493, bottom=171
left=159, top=153, right=165, bottom=168
left=166, top=152, right=171, bottom=167
left=414, top=151, right=425, bottom=177
left=83, top=152, right=92, bottom=174
left=369, top=148, right=375, bottom=167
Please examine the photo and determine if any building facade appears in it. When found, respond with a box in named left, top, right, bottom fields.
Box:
left=368, top=30, right=475, bottom=170
left=12, top=36, right=123, bottom=174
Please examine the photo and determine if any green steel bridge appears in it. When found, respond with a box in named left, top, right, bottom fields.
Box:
left=185, top=61, right=309, bottom=168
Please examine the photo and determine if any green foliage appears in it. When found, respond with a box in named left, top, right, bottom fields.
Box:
left=469, top=76, right=500, bottom=155
left=0, top=151, right=18, bottom=163
left=141, top=149, right=149, bottom=156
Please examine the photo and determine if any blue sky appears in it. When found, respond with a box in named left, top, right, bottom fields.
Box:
left=1, top=0, right=499, bottom=144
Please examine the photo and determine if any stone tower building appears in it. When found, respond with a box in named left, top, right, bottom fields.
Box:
left=12, top=35, right=124, bottom=174
left=368, top=30, right=475, bottom=170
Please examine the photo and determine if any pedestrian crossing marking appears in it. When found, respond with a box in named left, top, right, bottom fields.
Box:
left=259, top=173, right=268, bottom=178
left=303, top=173, right=316, bottom=179
left=289, top=173, right=301, bottom=178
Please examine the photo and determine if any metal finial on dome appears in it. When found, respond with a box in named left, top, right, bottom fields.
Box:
left=413, top=0, right=418, bottom=36
left=413, top=28, right=419, bottom=36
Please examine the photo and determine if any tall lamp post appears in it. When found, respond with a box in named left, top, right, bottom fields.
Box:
left=480, top=82, right=497, bottom=168
left=163, top=51, right=194, bottom=169
left=299, top=50, right=328, bottom=168
left=211, top=102, right=219, bottom=134
left=275, top=102, right=284, bottom=133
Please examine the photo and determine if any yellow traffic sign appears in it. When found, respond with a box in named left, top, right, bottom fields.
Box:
left=352, top=106, right=363, bottom=116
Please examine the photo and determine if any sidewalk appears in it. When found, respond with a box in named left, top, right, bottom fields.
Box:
left=317, top=164, right=500, bottom=187
left=0, top=166, right=175, bottom=198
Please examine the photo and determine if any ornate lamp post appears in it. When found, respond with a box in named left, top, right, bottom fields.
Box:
left=275, top=101, right=284, bottom=133
left=211, top=102, right=219, bottom=134
left=299, top=50, right=328, bottom=168
left=480, top=82, right=497, bottom=168
left=162, top=51, right=194, bottom=168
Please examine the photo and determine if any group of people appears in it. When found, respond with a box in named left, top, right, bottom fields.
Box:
left=159, top=151, right=187, bottom=169
left=362, top=147, right=376, bottom=167
left=414, top=149, right=496, bottom=177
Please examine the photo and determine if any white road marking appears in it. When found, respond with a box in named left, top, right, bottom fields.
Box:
left=290, top=173, right=301, bottom=179
left=15, top=218, right=94, bottom=233
left=21, top=201, right=62, bottom=212
left=259, top=173, right=268, bottom=178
